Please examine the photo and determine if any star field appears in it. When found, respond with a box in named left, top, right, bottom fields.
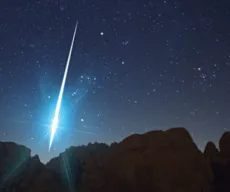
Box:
left=0, top=0, right=230, bottom=162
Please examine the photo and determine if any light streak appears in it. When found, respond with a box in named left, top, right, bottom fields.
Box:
left=1, top=157, right=28, bottom=186
left=49, top=21, right=78, bottom=150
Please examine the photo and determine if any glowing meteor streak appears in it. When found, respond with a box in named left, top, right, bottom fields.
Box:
left=49, top=21, right=78, bottom=150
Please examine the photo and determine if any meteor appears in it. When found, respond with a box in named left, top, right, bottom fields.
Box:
left=49, top=21, right=78, bottom=150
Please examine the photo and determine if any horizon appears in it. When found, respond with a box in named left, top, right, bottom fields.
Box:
left=0, top=126, right=223, bottom=163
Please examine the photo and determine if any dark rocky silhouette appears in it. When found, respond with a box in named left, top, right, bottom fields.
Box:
left=219, top=132, right=230, bottom=159
left=203, top=132, right=230, bottom=192
left=46, top=143, right=112, bottom=191
left=0, top=127, right=230, bottom=191
left=204, top=142, right=219, bottom=157
left=80, top=128, right=214, bottom=192
left=0, top=142, right=65, bottom=192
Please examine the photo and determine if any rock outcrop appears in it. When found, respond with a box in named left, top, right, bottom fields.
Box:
left=81, top=128, right=214, bottom=192
left=203, top=132, right=230, bottom=192
left=0, top=142, right=64, bottom=192
left=219, top=132, right=230, bottom=159
left=3, top=127, right=230, bottom=192
left=0, top=141, right=31, bottom=188
left=46, top=143, right=112, bottom=191
left=204, top=141, right=219, bottom=158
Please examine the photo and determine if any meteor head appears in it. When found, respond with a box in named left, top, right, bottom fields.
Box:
left=49, top=116, right=59, bottom=151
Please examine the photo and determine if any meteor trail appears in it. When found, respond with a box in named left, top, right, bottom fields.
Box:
left=49, top=21, right=78, bottom=150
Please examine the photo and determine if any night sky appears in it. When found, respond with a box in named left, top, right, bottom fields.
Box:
left=0, top=0, right=230, bottom=163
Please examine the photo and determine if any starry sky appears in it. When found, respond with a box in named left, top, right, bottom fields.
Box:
left=0, top=0, right=230, bottom=163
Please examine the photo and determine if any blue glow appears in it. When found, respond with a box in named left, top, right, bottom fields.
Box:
left=49, top=21, right=78, bottom=150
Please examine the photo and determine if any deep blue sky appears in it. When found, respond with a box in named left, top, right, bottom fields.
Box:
left=0, top=0, right=230, bottom=162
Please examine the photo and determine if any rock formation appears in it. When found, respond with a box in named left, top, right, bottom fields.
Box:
left=203, top=132, right=230, bottom=192
left=204, top=141, right=219, bottom=158
left=2, top=127, right=230, bottom=191
left=0, top=142, right=64, bottom=192
left=46, top=143, right=112, bottom=191
left=219, top=131, right=230, bottom=159
left=81, top=128, right=214, bottom=192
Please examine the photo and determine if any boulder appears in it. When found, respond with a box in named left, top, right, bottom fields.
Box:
left=219, top=132, right=230, bottom=159
left=205, top=132, right=230, bottom=192
left=204, top=142, right=219, bottom=157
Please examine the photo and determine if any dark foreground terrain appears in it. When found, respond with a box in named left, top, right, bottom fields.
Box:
left=0, top=127, right=230, bottom=192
